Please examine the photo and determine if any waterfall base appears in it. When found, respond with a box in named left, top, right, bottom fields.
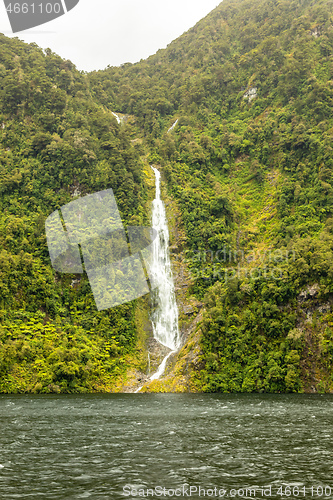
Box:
left=135, top=338, right=176, bottom=392
left=150, top=350, right=175, bottom=381
left=135, top=348, right=176, bottom=393
left=123, top=165, right=184, bottom=394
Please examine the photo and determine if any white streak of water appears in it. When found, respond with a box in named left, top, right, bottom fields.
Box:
left=167, top=119, right=179, bottom=133
left=135, top=167, right=180, bottom=392
left=150, top=351, right=175, bottom=381
left=150, top=166, right=180, bottom=352
left=112, top=112, right=121, bottom=124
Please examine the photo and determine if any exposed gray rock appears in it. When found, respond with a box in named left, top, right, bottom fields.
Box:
left=310, top=27, right=320, bottom=37
left=298, top=283, right=320, bottom=302
left=243, top=87, right=257, bottom=102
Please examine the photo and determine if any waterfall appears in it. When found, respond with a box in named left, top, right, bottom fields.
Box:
left=150, top=166, right=180, bottom=352
left=112, top=112, right=122, bottom=124
left=135, top=166, right=180, bottom=392
left=167, top=119, right=179, bottom=134
left=150, top=351, right=175, bottom=381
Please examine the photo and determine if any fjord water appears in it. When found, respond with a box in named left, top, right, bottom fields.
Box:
left=0, top=394, right=332, bottom=499
left=150, top=166, right=179, bottom=352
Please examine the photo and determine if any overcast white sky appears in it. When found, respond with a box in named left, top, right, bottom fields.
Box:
left=0, top=0, right=221, bottom=72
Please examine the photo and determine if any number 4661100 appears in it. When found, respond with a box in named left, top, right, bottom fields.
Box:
left=277, top=485, right=332, bottom=497
left=6, top=3, right=62, bottom=14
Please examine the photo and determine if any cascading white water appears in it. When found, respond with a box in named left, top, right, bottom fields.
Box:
left=135, top=167, right=180, bottom=392
left=150, top=166, right=180, bottom=353
left=167, top=119, right=179, bottom=134
left=112, top=112, right=123, bottom=124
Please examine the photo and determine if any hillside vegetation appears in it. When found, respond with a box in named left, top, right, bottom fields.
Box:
left=90, top=0, right=333, bottom=393
left=2, top=0, right=333, bottom=393
left=0, top=35, right=151, bottom=392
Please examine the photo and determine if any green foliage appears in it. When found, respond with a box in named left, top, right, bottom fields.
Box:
left=0, top=315, right=134, bottom=393
left=3, top=0, right=333, bottom=392
left=88, top=0, right=333, bottom=392
left=0, top=35, right=149, bottom=392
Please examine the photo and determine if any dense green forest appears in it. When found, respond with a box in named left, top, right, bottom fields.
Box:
left=0, top=35, right=152, bottom=392
left=2, top=0, right=333, bottom=393
left=90, top=0, right=333, bottom=393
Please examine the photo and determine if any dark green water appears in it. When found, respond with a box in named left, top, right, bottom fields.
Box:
left=0, top=394, right=332, bottom=499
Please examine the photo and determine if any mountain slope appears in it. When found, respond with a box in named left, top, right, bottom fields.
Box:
left=90, top=0, right=333, bottom=393
left=2, top=0, right=333, bottom=393
left=0, top=35, right=152, bottom=393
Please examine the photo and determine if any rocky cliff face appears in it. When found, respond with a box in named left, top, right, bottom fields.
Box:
left=293, top=284, right=333, bottom=393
